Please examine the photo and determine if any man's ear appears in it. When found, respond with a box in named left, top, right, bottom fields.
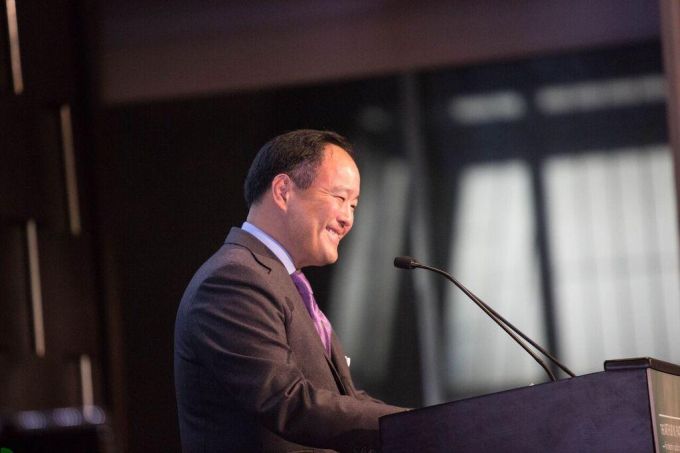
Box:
left=271, top=173, right=292, bottom=210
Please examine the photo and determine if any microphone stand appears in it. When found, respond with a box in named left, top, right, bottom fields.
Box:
left=395, top=256, right=575, bottom=381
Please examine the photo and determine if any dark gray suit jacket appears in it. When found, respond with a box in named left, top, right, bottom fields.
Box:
left=175, top=228, right=404, bottom=452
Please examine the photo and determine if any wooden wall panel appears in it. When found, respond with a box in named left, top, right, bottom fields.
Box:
left=0, top=224, right=32, bottom=356
left=39, top=230, right=98, bottom=357
left=0, top=0, right=104, bottom=438
left=0, top=102, right=34, bottom=220
left=0, top=357, right=82, bottom=411
left=14, top=0, right=76, bottom=102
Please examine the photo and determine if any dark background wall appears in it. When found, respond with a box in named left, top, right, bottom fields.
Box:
left=1, top=1, right=675, bottom=452
left=97, top=0, right=660, bottom=103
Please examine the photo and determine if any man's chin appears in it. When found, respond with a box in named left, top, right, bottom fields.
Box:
left=321, top=250, right=339, bottom=266
left=302, top=253, right=338, bottom=268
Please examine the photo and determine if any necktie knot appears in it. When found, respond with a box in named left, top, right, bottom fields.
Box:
left=291, top=270, right=313, bottom=297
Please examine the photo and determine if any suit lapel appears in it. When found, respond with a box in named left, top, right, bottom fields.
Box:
left=226, top=227, right=351, bottom=395
left=283, top=276, right=351, bottom=396
left=321, top=334, right=347, bottom=395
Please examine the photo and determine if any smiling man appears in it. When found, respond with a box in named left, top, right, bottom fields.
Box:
left=174, top=130, right=406, bottom=452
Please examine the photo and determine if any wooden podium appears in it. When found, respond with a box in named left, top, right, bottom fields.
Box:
left=380, top=358, right=680, bottom=452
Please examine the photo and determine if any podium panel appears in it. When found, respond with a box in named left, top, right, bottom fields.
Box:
left=380, top=358, right=680, bottom=453
left=648, top=368, right=680, bottom=451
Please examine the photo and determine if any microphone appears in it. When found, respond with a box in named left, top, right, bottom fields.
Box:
left=394, top=256, right=575, bottom=381
left=393, top=256, right=419, bottom=269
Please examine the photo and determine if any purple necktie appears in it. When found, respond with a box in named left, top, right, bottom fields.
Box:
left=290, top=271, right=332, bottom=356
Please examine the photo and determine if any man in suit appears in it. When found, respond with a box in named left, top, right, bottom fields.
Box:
left=175, top=130, right=406, bottom=452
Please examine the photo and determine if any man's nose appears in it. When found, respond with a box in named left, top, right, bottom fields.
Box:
left=338, top=204, right=353, bottom=230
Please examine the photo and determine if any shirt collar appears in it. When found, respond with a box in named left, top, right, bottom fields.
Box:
left=241, top=221, right=297, bottom=274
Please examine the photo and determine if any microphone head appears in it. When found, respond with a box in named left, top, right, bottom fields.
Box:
left=394, top=256, right=420, bottom=269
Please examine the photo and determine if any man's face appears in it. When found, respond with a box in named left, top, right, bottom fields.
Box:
left=285, top=144, right=360, bottom=268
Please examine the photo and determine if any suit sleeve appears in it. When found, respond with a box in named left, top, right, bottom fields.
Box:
left=186, top=261, right=405, bottom=452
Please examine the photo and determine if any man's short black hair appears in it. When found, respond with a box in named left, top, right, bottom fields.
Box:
left=243, top=129, right=354, bottom=209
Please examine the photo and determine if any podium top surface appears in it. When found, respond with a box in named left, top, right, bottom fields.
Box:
left=604, top=357, right=680, bottom=376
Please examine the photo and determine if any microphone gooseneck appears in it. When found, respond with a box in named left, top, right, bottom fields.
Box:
left=394, top=256, right=575, bottom=382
